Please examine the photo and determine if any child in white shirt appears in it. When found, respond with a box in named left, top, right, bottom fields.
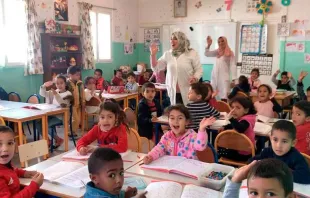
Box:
left=125, top=72, right=138, bottom=110
left=84, top=76, right=101, bottom=114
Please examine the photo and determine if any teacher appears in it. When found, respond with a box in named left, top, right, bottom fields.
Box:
left=205, top=36, right=237, bottom=101
left=150, top=31, right=203, bottom=105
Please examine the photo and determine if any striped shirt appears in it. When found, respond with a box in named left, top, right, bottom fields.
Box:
left=187, top=101, right=220, bottom=130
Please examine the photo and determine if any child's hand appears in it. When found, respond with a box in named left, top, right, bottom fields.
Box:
left=24, top=170, right=37, bottom=178
left=287, top=72, right=292, bottom=78
left=51, top=88, right=57, bottom=95
left=275, top=70, right=280, bottom=75
left=226, top=108, right=236, bottom=120
left=137, top=191, right=148, bottom=198
left=143, top=155, right=153, bottom=165
left=151, top=116, right=158, bottom=122
left=231, top=160, right=257, bottom=183
left=79, top=147, right=88, bottom=155
left=125, top=186, right=138, bottom=198
left=199, top=117, right=216, bottom=131
left=31, top=172, right=44, bottom=187
left=298, top=71, right=308, bottom=82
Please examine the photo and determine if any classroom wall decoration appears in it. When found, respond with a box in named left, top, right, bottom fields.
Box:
left=124, top=43, right=134, bottom=55
left=54, top=0, right=68, bottom=21
left=305, top=53, right=310, bottom=64
left=246, top=0, right=260, bottom=12
left=240, top=24, right=268, bottom=54
left=277, top=23, right=290, bottom=37
left=241, top=54, right=273, bottom=75
left=281, top=0, right=291, bottom=6
left=285, top=42, right=305, bottom=52
left=174, top=0, right=187, bottom=18
left=144, top=28, right=160, bottom=52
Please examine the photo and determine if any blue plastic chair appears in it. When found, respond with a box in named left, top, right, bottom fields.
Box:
left=8, top=92, right=21, bottom=102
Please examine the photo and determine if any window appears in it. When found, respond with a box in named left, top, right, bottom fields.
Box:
left=90, top=9, right=112, bottom=62
left=0, top=0, right=27, bottom=66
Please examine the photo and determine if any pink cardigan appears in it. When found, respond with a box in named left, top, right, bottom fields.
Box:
left=148, top=129, right=208, bottom=160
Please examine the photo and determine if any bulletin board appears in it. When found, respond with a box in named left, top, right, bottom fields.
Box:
left=241, top=54, right=273, bottom=76
left=240, top=24, right=268, bottom=54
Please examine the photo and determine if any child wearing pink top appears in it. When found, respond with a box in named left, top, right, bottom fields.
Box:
left=248, top=68, right=261, bottom=90
left=143, top=104, right=216, bottom=164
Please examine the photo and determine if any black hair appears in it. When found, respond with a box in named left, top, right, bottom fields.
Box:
left=293, top=101, right=310, bottom=117
left=126, top=72, right=135, bottom=79
left=84, top=76, right=95, bottom=86
left=257, top=84, right=272, bottom=94
left=165, top=104, right=191, bottom=120
left=271, top=120, right=296, bottom=140
left=88, top=148, right=122, bottom=174
left=142, top=82, right=155, bottom=93
left=247, top=159, right=293, bottom=197
left=67, top=66, right=81, bottom=75
left=94, top=69, right=103, bottom=76
left=251, top=68, right=260, bottom=77
left=116, top=69, right=122, bottom=74
left=238, top=75, right=249, bottom=86
left=230, top=97, right=257, bottom=115
left=203, top=82, right=214, bottom=101
left=307, top=86, right=310, bottom=92
left=281, top=71, right=288, bottom=77
left=0, top=126, right=14, bottom=135
left=190, top=82, right=208, bottom=101
left=55, top=74, right=69, bottom=91
left=99, top=101, right=126, bottom=127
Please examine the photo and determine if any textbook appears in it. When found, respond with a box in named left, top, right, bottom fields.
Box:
left=61, top=149, right=131, bottom=161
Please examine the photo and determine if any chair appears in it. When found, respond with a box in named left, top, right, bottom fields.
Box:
left=85, top=97, right=101, bottom=130
left=8, top=92, right=21, bottom=102
left=18, top=139, right=49, bottom=167
left=127, top=128, right=151, bottom=153
left=0, top=117, right=5, bottom=125
left=214, top=101, right=231, bottom=113
left=25, top=94, right=40, bottom=136
left=197, top=142, right=218, bottom=163
left=214, top=130, right=255, bottom=167
left=301, top=153, right=310, bottom=168
left=124, top=107, right=137, bottom=130
left=236, top=91, right=248, bottom=98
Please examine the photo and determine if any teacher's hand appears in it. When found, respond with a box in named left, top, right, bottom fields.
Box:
left=206, top=36, right=212, bottom=47
left=189, top=76, right=198, bottom=84
left=150, top=43, right=158, bottom=55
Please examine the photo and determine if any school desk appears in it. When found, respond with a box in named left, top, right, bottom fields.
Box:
left=101, top=92, right=139, bottom=113
left=250, top=91, right=296, bottom=107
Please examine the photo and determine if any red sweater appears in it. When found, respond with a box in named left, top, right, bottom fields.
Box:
left=77, top=124, right=128, bottom=153
left=96, top=77, right=105, bottom=90
left=295, top=122, right=310, bottom=155
left=0, top=164, right=39, bottom=198
left=112, top=76, right=124, bottom=86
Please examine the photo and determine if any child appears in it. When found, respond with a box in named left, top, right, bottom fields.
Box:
left=292, top=101, right=310, bottom=155
left=297, top=71, right=310, bottom=101
left=228, top=75, right=251, bottom=99
left=85, top=148, right=139, bottom=198
left=143, top=104, right=216, bottom=164
left=254, top=84, right=282, bottom=118
left=204, top=82, right=217, bottom=107
left=0, top=126, right=44, bottom=197
left=112, top=69, right=124, bottom=86
left=77, top=101, right=128, bottom=154
left=248, top=68, right=261, bottom=90
left=187, top=82, right=220, bottom=131
left=249, top=120, right=310, bottom=184
left=223, top=159, right=294, bottom=198
left=84, top=76, right=101, bottom=114
left=137, top=82, right=162, bottom=140
left=272, top=70, right=296, bottom=91
left=138, top=71, right=150, bottom=85
left=125, top=72, right=138, bottom=93
left=94, top=69, right=105, bottom=90
left=219, top=97, right=257, bottom=161
left=39, top=74, right=72, bottom=147
left=67, top=66, right=85, bottom=137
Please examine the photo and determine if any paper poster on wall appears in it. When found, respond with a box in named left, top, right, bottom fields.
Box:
left=124, top=43, right=133, bottom=55
left=291, top=21, right=306, bottom=37
left=285, top=42, right=305, bottom=52
left=240, top=24, right=267, bottom=54
left=305, top=54, right=310, bottom=64
left=246, top=0, right=260, bottom=12
left=54, top=0, right=68, bottom=21
left=277, top=23, right=290, bottom=37
left=144, top=28, right=160, bottom=52
left=241, top=54, right=273, bottom=76
left=115, top=26, right=121, bottom=40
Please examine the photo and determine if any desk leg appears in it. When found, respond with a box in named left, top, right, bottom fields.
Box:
left=17, top=121, right=25, bottom=168
left=160, top=90, right=163, bottom=106
left=42, top=116, right=48, bottom=159
left=64, top=110, right=69, bottom=151
left=33, top=121, right=37, bottom=141
left=81, top=109, right=85, bottom=135
left=124, top=98, right=128, bottom=109
left=155, top=123, right=160, bottom=144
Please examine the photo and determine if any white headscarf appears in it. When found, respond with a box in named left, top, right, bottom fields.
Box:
left=171, top=31, right=191, bottom=57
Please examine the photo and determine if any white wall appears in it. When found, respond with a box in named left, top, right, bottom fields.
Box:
left=138, top=0, right=310, bottom=86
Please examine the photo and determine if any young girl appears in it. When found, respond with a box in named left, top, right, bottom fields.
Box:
left=219, top=97, right=257, bottom=161
left=248, top=68, right=261, bottom=90
left=254, top=84, right=282, bottom=118
left=39, top=74, right=72, bottom=147
left=77, top=101, right=128, bottom=155
left=143, top=104, right=216, bottom=164
left=228, top=75, right=251, bottom=99
left=204, top=82, right=217, bottom=107
left=84, top=76, right=101, bottom=114
left=0, top=126, right=43, bottom=197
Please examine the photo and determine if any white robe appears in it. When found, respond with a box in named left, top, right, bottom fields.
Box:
left=205, top=49, right=236, bottom=99
left=151, top=49, right=203, bottom=105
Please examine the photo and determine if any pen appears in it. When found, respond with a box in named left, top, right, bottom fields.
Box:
left=139, top=162, right=144, bottom=166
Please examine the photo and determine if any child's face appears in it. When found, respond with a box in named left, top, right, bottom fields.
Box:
left=187, top=87, right=201, bottom=102
left=251, top=71, right=259, bottom=80
left=143, top=72, right=150, bottom=81
left=258, top=86, right=271, bottom=102
left=94, top=71, right=102, bottom=80
left=307, top=91, right=310, bottom=102
left=127, top=76, right=135, bottom=84
left=248, top=177, right=291, bottom=198
left=168, top=110, right=189, bottom=137
left=69, top=72, right=80, bottom=82
left=143, top=87, right=156, bottom=101
left=292, top=106, right=309, bottom=126
left=99, top=110, right=117, bottom=131
left=231, top=102, right=248, bottom=119
left=87, top=79, right=96, bottom=90
left=116, top=71, right=122, bottom=78
left=270, top=130, right=295, bottom=156
left=0, top=132, right=15, bottom=165
left=56, top=78, right=66, bottom=91
left=90, top=159, right=124, bottom=195
left=281, top=75, right=289, bottom=84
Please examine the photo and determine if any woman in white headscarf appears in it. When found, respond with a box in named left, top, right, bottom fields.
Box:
left=150, top=31, right=203, bottom=105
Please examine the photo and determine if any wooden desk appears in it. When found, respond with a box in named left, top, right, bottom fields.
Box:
left=0, top=100, right=30, bottom=109
left=250, top=91, right=296, bottom=107
left=101, top=92, right=139, bottom=112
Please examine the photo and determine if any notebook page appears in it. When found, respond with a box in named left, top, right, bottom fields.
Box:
left=141, top=156, right=186, bottom=171
left=254, top=122, right=272, bottom=135
left=43, top=161, right=85, bottom=181
left=171, top=159, right=209, bottom=179
left=62, top=150, right=92, bottom=160
left=256, top=115, right=271, bottom=123
left=32, top=104, right=59, bottom=110
left=55, top=165, right=90, bottom=188
left=120, top=150, right=131, bottom=158
left=181, top=184, right=222, bottom=198
left=145, top=181, right=183, bottom=198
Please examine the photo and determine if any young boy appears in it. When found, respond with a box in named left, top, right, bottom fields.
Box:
left=249, top=120, right=310, bottom=184
left=94, top=69, right=105, bottom=90
left=297, top=71, right=310, bottom=101
left=138, top=71, right=150, bottom=85
left=67, top=66, right=85, bottom=137
left=112, top=69, right=124, bottom=86
left=125, top=72, right=138, bottom=93
left=292, top=101, right=310, bottom=155
left=0, top=126, right=44, bottom=197
left=85, top=148, right=140, bottom=198
left=223, top=159, right=294, bottom=198
left=137, top=82, right=162, bottom=139
left=186, top=82, right=220, bottom=131
left=272, top=70, right=296, bottom=91
left=84, top=76, right=100, bottom=114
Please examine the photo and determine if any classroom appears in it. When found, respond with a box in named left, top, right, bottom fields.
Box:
left=1, top=0, right=310, bottom=197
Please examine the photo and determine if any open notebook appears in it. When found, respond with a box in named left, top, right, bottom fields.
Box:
left=61, top=150, right=132, bottom=160
left=141, top=156, right=209, bottom=180
left=145, top=181, right=222, bottom=198
left=23, top=104, right=59, bottom=110
left=254, top=122, right=272, bottom=135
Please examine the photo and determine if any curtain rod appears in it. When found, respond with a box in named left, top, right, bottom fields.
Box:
left=77, top=2, right=117, bottom=10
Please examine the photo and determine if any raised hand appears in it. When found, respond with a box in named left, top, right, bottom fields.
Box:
left=275, top=70, right=280, bottom=75
left=231, top=160, right=257, bottom=183
left=199, top=117, right=217, bottom=131
left=298, top=71, right=308, bottom=82
left=44, top=81, right=54, bottom=88
left=206, top=36, right=213, bottom=46
left=287, top=72, right=292, bottom=78
left=150, top=43, right=158, bottom=55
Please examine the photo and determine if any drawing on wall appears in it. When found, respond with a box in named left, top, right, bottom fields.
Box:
left=144, top=28, right=160, bottom=52
left=305, top=54, right=310, bottom=64
left=277, top=23, right=290, bottom=37
left=291, top=20, right=307, bottom=37
left=241, top=54, right=273, bottom=76
left=174, top=0, right=187, bottom=18
left=115, top=26, right=121, bottom=40
left=124, top=43, right=133, bottom=55
left=285, top=42, right=305, bottom=52
left=246, top=0, right=260, bottom=12
left=195, top=1, right=202, bottom=9
left=54, top=0, right=68, bottom=21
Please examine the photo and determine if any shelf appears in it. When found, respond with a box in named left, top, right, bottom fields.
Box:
left=42, top=33, right=81, bottom=39
left=52, top=51, right=82, bottom=55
